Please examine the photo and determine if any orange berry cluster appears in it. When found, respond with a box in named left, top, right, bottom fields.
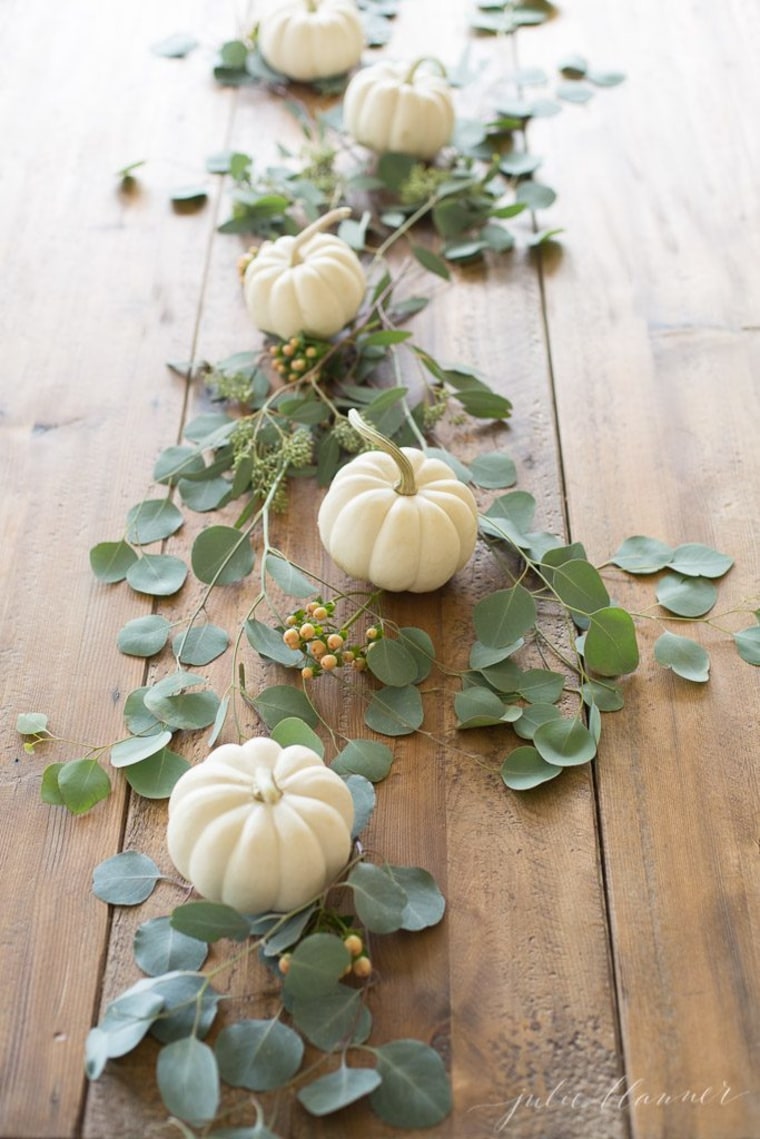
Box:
left=281, top=600, right=382, bottom=680
left=269, top=334, right=330, bottom=384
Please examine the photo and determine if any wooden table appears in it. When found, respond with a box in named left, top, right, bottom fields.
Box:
left=2, top=0, right=760, bottom=1136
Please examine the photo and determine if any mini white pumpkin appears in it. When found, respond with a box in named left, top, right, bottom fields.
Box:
left=317, top=409, right=479, bottom=592
left=258, top=0, right=364, bottom=83
left=243, top=207, right=366, bottom=340
left=166, top=736, right=354, bottom=913
left=343, top=58, right=455, bottom=160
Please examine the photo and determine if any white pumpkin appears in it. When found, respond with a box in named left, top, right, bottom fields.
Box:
left=166, top=737, right=354, bottom=914
left=343, top=58, right=455, bottom=160
left=243, top=207, right=366, bottom=340
left=317, top=409, right=479, bottom=592
left=258, top=0, right=364, bottom=83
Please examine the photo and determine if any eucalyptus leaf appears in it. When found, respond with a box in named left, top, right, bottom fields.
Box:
left=550, top=559, right=610, bottom=617
left=264, top=554, right=316, bottom=597
left=515, top=181, right=557, bottom=209
left=347, top=862, right=407, bottom=933
left=469, top=638, right=524, bottom=669
left=501, top=746, right=563, bottom=790
left=124, top=686, right=165, bottom=736
left=144, top=689, right=220, bottom=731
left=126, top=499, right=184, bottom=545
left=149, top=973, right=222, bottom=1044
left=669, top=542, right=733, bottom=579
left=654, top=632, right=710, bottom=682
left=533, top=718, right=597, bottom=767
left=454, top=686, right=512, bottom=728
left=364, top=685, right=424, bottom=736
left=370, top=1040, right=452, bottom=1127
left=126, top=554, right=188, bottom=597
left=215, top=1019, right=304, bottom=1091
left=656, top=573, right=718, bottom=617
left=117, top=615, right=171, bottom=657
left=271, top=717, right=324, bottom=756
left=473, top=584, right=537, bottom=648
left=251, top=684, right=318, bottom=729
left=170, top=901, right=251, bottom=943
left=469, top=452, right=517, bottom=488
left=346, top=773, right=376, bottom=837
left=123, top=747, right=191, bottom=799
left=291, top=985, right=371, bottom=1052
left=331, top=739, right=394, bottom=782
left=173, top=624, right=230, bottom=666
left=609, top=535, right=674, bottom=573
left=513, top=702, right=563, bottom=741
left=97, top=991, right=164, bottom=1059
left=385, top=865, right=446, bottom=931
left=178, top=476, right=231, bottom=513
left=735, top=626, right=760, bottom=665
left=411, top=245, right=451, bottom=279
left=245, top=619, right=304, bottom=667
left=581, top=680, right=625, bottom=712
left=298, top=1064, right=381, bottom=1116
left=191, top=526, right=254, bottom=585
left=16, top=712, right=49, bottom=735
left=134, top=917, right=208, bottom=976
left=282, top=933, right=351, bottom=1000
left=156, top=1037, right=219, bottom=1126
left=154, top=445, right=206, bottom=485
left=57, top=759, right=111, bottom=815
left=152, top=32, right=198, bottom=58
left=366, top=638, right=419, bottom=687
left=92, top=851, right=163, bottom=905
left=517, top=669, right=566, bottom=704
left=110, top=730, right=173, bottom=768
left=40, top=766, right=64, bottom=805
left=584, top=607, right=640, bottom=677
left=90, top=540, right=138, bottom=583
left=397, top=627, right=435, bottom=682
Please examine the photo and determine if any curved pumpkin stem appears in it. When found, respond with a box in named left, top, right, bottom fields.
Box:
left=251, top=766, right=283, bottom=804
left=348, top=408, right=418, bottom=496
left=291, top=206, right=352, bottom=264
left=403, top=57, right=448, bottom=85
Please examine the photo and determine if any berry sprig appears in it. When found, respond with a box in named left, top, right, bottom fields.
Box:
left=281, top=599, right=382, bottom=680
left=269, top=334, right=332, bottom=384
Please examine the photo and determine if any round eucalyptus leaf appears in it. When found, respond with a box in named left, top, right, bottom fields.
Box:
left=669, top=542, right=733, bottom=579
left=110, top=730, right=173, bottom=768
left=92, top=850, right=162, bottom=905
left=469, top=452, right=517, bottom=489
left=57, top=759, right=111, bottom=815
left=123, top=686, right=165, bottom=735
left=134, top=916, right=208, bottom=976
left=85, top=1027, right=109, bottom=1080
left=331, top=740, right=394, bottom=782
left=549, top=559, right=610, bottom=617
left=425, top=446, right=472, bottom=484
left=170, top=901, right=250, bottom=943
left=251, top=684, right=318, bottom=729
left=144, top=690, right=220, bottom=731
left=271, top=716, right=324, bottom=756
left=469, top=638, right=524, bottom=669
left=654, top=632, right=710, bottom=682
left=735, top=626, right=760, bottom=666
left=16, top=712, right=49, bottom=735
left=153, top=444, right=206, bottom=485
left=366, top=639, right=419, bottom=687
left=173, top=623, right=230, bottom=666
left=364, top=685, right=424, bottom=736
left=533, top=718, right=597, bottom=767
left=40, top=763, right=65, bottom=805
left=501, top=746, right=563, bottom=790
left=656, top=573, right=717, bottom=617
left=515, top=180, right=556, bottom=209
left=291, top=984, right=371, bottom=1052
left=585, top=607, right=639, bottom=676
left=347, top=863, right=407, bottom=934
left=125, top=499, right=184, bottom=545
left=90, top=540, right=138, bottom=583
left=178, top=476, right=232, bottom=513
left=473, top=584, right=537, bottom=648
left=156, top=1037, right=219, bottom=1125
left=126, top=554, right=188, bottom=597
left=513, top=702, right=563, bottom=741
left=282, top=934, right=351, bottom=1000
left=245, top=619, right=304, bottom=668
left=517, top=669, right=566, bottom=704
left=297, top=1064, right=381, bottom=1116
left=346, top=774, right=375, bottom=837
left=149, top=974, right=221, bottom=1044
left=191, top=525, right=254, bottom=585
left=609, top=535, right=674, bottom=574
left=264, top=553, right=316, bottom=597
left=397, top=626, right=435, bottom=681
left=215, top=1019, right=304, bottom=1091
left=370, top=1040, right=452, bottom=1128
left=98, top=991, right=165, bottom=1058
left=454, top=686, right=509, bottom=728
left=581, top=680, right=625, bottom=712
left=117, top=615, right=171, bottom=657
left=123, top=748, right=191, bottom=799
left=477, top=658, right=521, bottom=694
left=385, top=865, right=446, bottom=931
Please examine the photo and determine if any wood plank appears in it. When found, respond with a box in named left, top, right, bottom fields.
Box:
left=0, top=2, right=236, bottom=1135
left=524, top=1, right=760, bottom=1136
left=82, top=5, right=626, bottom=1137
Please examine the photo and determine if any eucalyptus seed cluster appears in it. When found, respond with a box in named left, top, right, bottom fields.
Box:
left=300, top=141, right=340, bottom=197
left=204, top=362, right=256, bottom=404
left=269, top=334, right=331, bottom=384
left=331, top=416, right=369, bottom=454
left=398, top=163, right=452, bottom=206
left=421, top=388, right=450, bottom=430
left=231, top=423, right=313, bottom=511
left=281, top=600, right=382, bottom=679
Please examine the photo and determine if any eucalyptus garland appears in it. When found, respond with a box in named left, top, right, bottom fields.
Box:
left=16, top=4, right=760, bottom=1136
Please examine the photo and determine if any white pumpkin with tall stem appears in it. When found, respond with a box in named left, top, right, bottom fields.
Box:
left=317, top=409, right=479, bottom=592
left=243, top=206, right=366, bottom=340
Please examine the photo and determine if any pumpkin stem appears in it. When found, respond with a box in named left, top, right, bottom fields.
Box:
left=291, top=207, right=352, bottom=265
left=252, top=766, right=283, bottom=804
left=403, top=57, right=448, bottom=85
left=348, top=408, right=418, bottom=496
